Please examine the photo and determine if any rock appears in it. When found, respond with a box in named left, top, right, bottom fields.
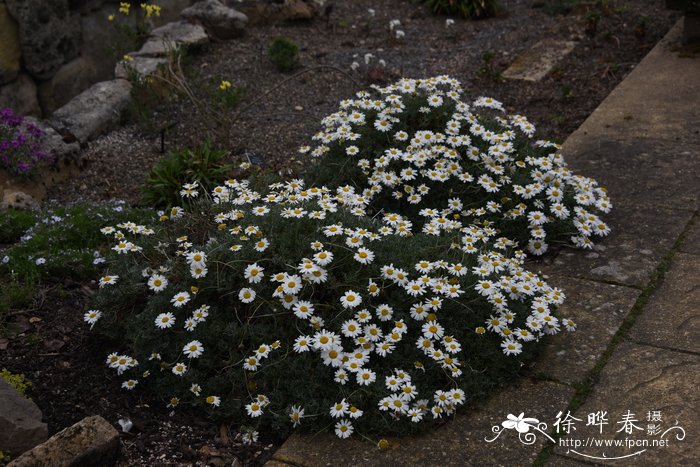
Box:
left=24, top=117, right=81, bottom=164
left=235, top=0, right=325, bottom=25
left=282, top=0, right=315, bottom=21
left=5, top=0, right=81, bottom=80
left=49, top=79, right=132, bottom=144
left=181, top=0, right=248, bottom=39
left=38, top=56, right=100, bottom=115
left=8, top=415, right=119, bottom=467
left=114, top=56, right=168, bottom=80
left=0, top=4, right=21, bottom=85
left=503, top=39, right=577, bottom=82
left=0, top=73, right=41, bottom=117
left=0, top=378, right=48, bottom=456
left=0, top=190, right=40, bottom=211
left=135, top=21, right=210, bottom=57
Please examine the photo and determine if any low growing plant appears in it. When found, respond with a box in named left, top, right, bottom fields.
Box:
left=0, top=108, right=54, bottom=178
left=0, top=208, right=37, bottom=244
left=214, top=80, right=244, bottom=111
left=0, top=203, right=153, bottom=283
left=421, top=0, right=500, bottom=19
left=88, top=179, right=574, bottom=441
left=0, top=369, right=31, bottom=396
left=268, top=37, right=300, bottom=72
left=302, top=76, right=612, bottom=256
left=142, top=142, right=232, bottom=208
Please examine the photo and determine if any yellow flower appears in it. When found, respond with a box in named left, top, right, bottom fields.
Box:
left=123, top=54, right=134, bottom=62
left=108, top=14, right=115, bottom=21
left=219, top=80, right=232, bottom=90
left=119, top=2, right=130, bottom=14
left=141, top=3, right=162, bottom=18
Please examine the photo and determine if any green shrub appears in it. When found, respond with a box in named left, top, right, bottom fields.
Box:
left=89, top=179, right=574, bottom=441
left=302, top=76, right=611, bottom=256
left=421, top=0, right=500, bottom=19
left=268, top=37, right=300, bottom=72
left=142, top=142, right=232, bottom=208
left=0, top=203, right=154, bottom=283
left=0, top=209, right=36, bottom=244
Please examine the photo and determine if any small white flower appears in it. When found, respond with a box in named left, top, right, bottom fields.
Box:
left=239, top=288, right=256, bottom=303
left=340, top=290, right=362, bottom=309
left=83, top=310, right=102, bottom=329
left=183, top=340, right=204, bottom=358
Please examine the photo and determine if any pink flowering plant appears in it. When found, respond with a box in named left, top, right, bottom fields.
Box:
left=0, top=108, right=53, bottom=178
left=302, top=76, right=612, bottom=256
left=89, top=178, right=575, bottom=441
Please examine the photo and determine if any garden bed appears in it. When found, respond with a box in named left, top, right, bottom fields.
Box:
left=0, top=1, right=680, bottom=466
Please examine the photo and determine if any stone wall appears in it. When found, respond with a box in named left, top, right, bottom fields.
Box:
left=0, top=0, right=192, bottom=118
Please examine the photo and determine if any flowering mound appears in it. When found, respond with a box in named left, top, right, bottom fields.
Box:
left=302, top=76, right=612, bottom=256
left=90, top=179, right=574, bottom=440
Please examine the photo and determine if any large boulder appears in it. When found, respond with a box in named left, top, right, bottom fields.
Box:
left=49, top=79, right=132, bottom=144
left=7, top=416, right=119, bottom=467
left=0, top=73, right=41, bottom=117
left=0, top=379, right=48, bottom=457
left=38, top=56, right=100, bottom=115
left=0, top=4, right=21, bottom=85
left=5, top=0, right=81, bottom=80
left=181, top=0, right=248, bottom=39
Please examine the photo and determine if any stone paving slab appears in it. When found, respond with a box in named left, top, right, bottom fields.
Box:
left=560, top=20, right=700, bottom=147
left=554, top=341, right=700, bottom=466
left=529, top=274, right=639, bottom=384
left=541, top=202, right=693, bottom=287
left=546, top=454, right=602, bottom=466
left=503, top=39, right=577, bottom=82
left=270, top=379, right=574, bottom=467
left=628, top=253, right=700, bottom=354
left=680, top=220, right=700, bottom=255
left=559, top=139, right=700, bottom=211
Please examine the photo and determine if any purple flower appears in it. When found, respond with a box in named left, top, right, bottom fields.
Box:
left=0, top=108, right=50, bottom=177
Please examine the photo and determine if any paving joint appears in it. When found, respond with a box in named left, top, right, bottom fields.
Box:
left=532, top=209, right=699, bottom=466
left=624, top=339, right=700, bottom=358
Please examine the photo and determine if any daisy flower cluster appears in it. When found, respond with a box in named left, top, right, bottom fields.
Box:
left=89, top=176, right=574, bottom=439
left=302, top=75, right=612, bottom=255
